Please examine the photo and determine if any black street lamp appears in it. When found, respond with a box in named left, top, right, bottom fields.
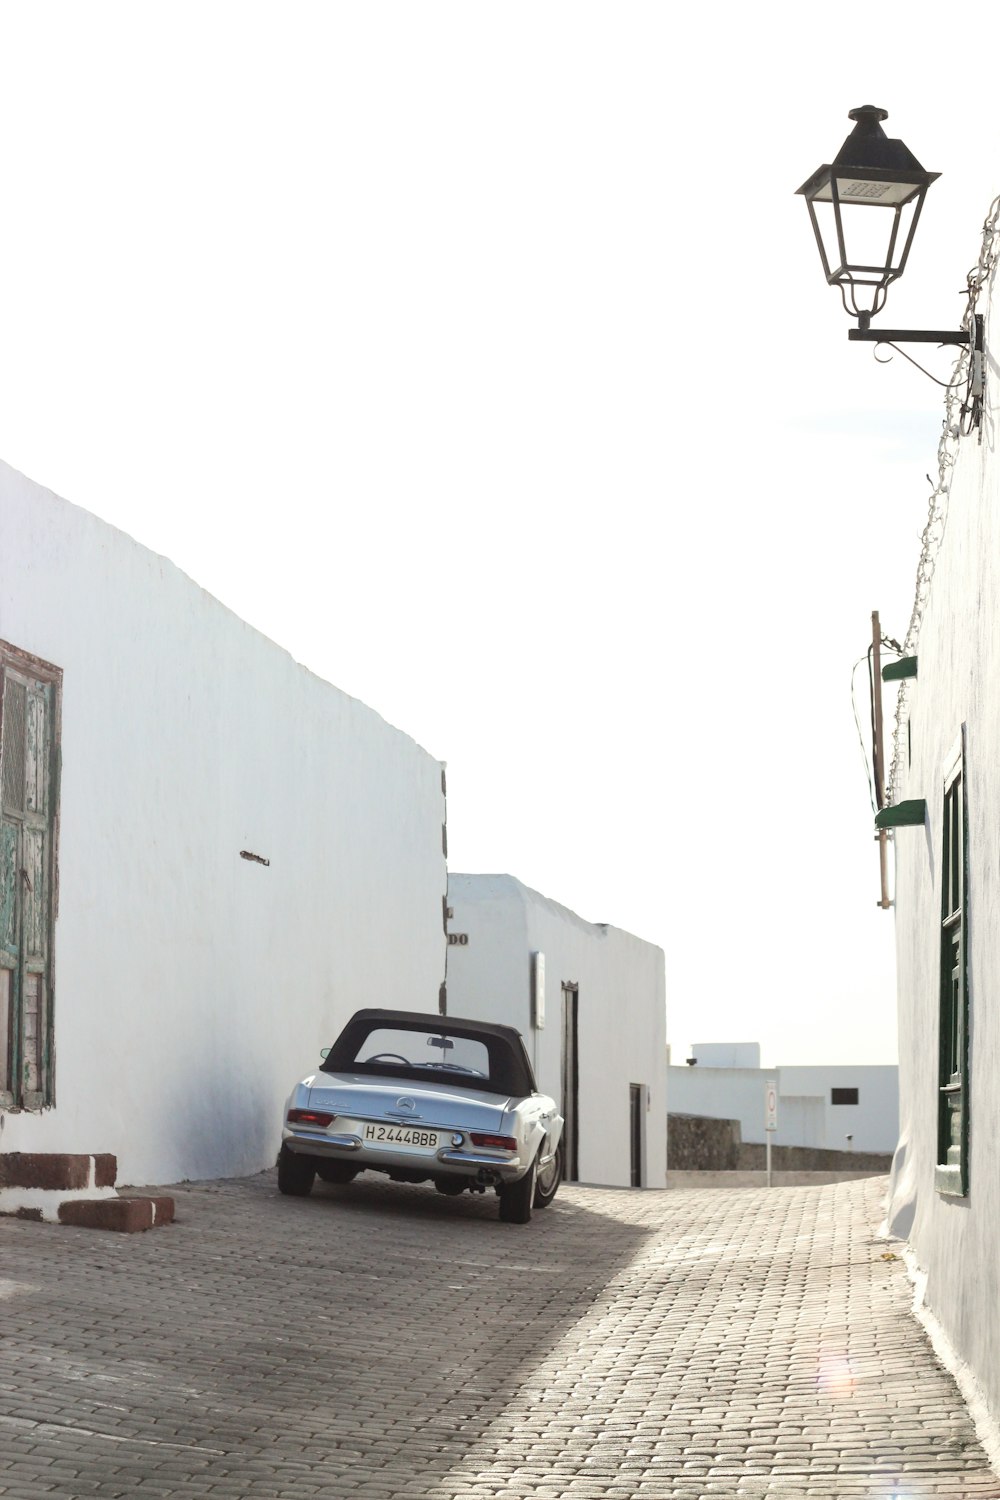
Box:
left=797, top=105, right=939, bottom=332
left=797, top=106, right=984, bottom=431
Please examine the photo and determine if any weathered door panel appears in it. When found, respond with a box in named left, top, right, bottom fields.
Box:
left=1, top=679, right=26, bottom=812
left=0, top=820, right=16, bottom=961
left=22, top=827, right=45, bottom=960
left=0, top=967, right=12, bottom=1106
left=25, top=687, right=48, bottom=816
left=21, top=972, right=43, bottom=1103
left=0, top=657, right=58, bottom=1110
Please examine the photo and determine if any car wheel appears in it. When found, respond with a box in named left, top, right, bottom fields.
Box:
left=533, top=1142, right=562, bottom=1209
left=316, top=1162, right=359, bottom=1185
left=498, top=1156, right=536, bottom=1224
left=277, top=1144, right=316, bottom=1197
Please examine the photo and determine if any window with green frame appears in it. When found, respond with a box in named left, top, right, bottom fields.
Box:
left=936, top=734, right=968, bottom=1196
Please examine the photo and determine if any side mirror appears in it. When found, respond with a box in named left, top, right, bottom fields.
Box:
left=320, top=1047, right=330, bottom=1059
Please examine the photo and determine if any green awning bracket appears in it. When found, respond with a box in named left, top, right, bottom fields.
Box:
left=882, top=656, right=917, bottom=681
left=876, top=799, right=927, bottom=829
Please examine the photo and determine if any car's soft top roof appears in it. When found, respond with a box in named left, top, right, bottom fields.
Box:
left=324, top=1008, right=537, bottom=1096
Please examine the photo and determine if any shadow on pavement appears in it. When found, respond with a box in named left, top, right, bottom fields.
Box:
left=0, top=1167, right=651, bottom=1498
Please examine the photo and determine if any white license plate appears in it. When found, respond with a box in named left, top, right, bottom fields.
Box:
left=361, top=1122, right=441, bottom=1150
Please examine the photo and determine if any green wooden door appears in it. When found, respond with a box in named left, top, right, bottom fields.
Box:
left=0, top=664, right=57, bottom=1109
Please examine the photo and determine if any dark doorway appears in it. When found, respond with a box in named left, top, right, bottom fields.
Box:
left=561, top=982, right=579, bottom=1181
left=629, top=1084, right=643, bottom=1187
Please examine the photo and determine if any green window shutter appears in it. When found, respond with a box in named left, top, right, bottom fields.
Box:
left=875, top=800, right=927, bottom=829
left=882, top=656, right=918, bottom=681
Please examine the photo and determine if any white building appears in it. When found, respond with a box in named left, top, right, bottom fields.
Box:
left=878, top=215, right=1000, bottom=1434
left=690, top=1042, right=760, bottom=1069
left=0, top=462, right=448, bottom=1187
left=445, top=873, right=666, bottom=1189
left=668, top=1057, right=898, bottom=1154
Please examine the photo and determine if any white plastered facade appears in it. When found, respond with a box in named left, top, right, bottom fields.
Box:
left=0, top=461, right=447, bottom=1186
left=882, top=263, right=1000, bottom=1430
left=444, top=873, right=667, bottom=1189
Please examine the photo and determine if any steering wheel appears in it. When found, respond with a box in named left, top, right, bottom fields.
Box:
left=366, top=1052, right=410, bottom=1065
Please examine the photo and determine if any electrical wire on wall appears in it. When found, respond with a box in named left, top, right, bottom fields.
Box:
left=852, top=653, right=878, bottom=814
left=885, top=192, right=1000, bottom=806
left=853, top=637, right=902, bottom=815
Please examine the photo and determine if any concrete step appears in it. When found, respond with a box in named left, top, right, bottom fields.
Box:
left=0, top=1151, right=117, bottom=1190
left=58, top=1195, right=175, bottom=1232
left=0, top=1152, right=175, bottom=1230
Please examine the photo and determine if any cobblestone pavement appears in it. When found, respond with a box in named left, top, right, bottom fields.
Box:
left=1, top=1172, right=998, bottom=1499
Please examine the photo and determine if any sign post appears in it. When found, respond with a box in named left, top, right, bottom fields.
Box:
left=765, top=1080, right=778, bottom=1188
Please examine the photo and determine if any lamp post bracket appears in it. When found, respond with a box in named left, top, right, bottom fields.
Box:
left=848, top=328, right=970, bottom=345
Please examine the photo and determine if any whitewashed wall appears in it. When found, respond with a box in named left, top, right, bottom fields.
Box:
left=883, top=266, right=1000, bottom=1427
left=780, top=1065, right=898, bottom=1154
left=691, top=1042, right=761, bottom=1069
left=445, top=873, right=667, bottom=1188
left=668, top=1064, right=898, bottom=1152
left=668, top=1067, right=821, bottom=1149
left=0, top=461, right=447, bottom=1185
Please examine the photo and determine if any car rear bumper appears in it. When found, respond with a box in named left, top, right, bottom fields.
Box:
left=282, top=1126, right=524, bottom=1182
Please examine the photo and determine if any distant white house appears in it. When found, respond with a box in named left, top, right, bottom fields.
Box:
left=0, top=461, right=448, bottom=1186
left=668, top=1052, right=899, bottom=1154
left=445, top=873, right=666, bottom=1189
left=689, top=1042, right=760, bottom=1069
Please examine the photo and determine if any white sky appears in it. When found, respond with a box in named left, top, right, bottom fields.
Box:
left=1, top=3, right=996, bottom=1065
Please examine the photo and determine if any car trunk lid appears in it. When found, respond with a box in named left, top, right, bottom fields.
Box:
left=307, top=1074, right=510, bottom=1131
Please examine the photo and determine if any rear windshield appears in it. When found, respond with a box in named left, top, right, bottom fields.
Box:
left=321, top=1018, right=531, bottom=1095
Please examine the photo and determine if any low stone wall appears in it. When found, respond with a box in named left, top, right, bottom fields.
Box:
left=667, top=1113, right=740, bottom=1170
left=734, top=1140, right=892, bottom=1173
left=668, top=1169, right=889, bottom=1189
left=667, top=1113, right=892, bottom=1175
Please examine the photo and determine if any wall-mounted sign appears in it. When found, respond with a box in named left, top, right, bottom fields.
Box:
left=447, top=933, right=469, bottom=946
left=532, top=951, right=545, bottom=1029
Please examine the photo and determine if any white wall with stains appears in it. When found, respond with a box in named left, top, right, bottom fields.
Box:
left=445, top=873, right=667, bottom=1189
left=0, top=461, right=447, bottom=1185
left=882, top=277, right=1000, bottom=1429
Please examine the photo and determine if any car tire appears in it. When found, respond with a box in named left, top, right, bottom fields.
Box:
left=533, top=1142, right=562, bottom=1209
left=277, top=1144, right=316, bottom=1197
left=498, top=1156, right=536, bottom=1224
left=316, top=1161, right=359, bottom=1185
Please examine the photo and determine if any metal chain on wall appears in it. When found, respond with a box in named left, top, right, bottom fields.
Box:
left=885, top=193, right=1000, bottom=805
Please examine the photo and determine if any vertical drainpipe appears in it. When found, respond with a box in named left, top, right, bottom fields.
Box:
left=872, top=611, right=892, bottom=911
left=530, top=951, right=545, bottom=1081
left=439, top=764, right=448, bottom=1015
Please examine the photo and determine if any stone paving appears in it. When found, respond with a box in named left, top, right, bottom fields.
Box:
left=0, top=1171, right=998, bottom=1499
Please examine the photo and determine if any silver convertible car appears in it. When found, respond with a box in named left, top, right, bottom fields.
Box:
left=278, top=1008, right=564, bottom=1223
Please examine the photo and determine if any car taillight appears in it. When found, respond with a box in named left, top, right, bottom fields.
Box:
left=469, top=1133, right=517, bottom=1151
left=287, top=1108, right=334, bottom=1127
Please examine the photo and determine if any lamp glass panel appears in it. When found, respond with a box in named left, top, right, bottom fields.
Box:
left=811, top=197, right=911, bottom=280
left=837, top=199, right=897, bottom=274
left=808, top=199, right=878, bottom=280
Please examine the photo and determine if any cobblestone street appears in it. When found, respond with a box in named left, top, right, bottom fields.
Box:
left=1, top=1173, right=997, bottom=1499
